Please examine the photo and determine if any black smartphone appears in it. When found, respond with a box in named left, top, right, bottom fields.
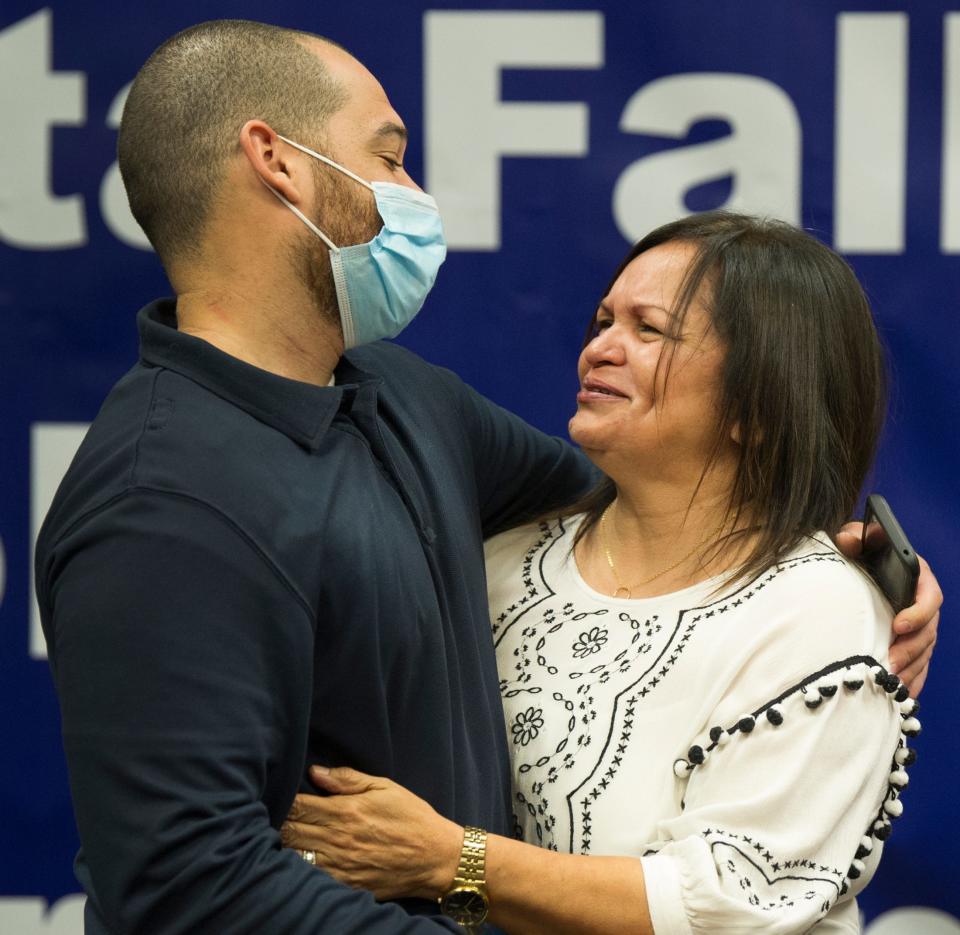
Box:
left=861, top=494, right=920, bottom=613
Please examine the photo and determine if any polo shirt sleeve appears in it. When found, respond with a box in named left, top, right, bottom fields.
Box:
left=443, top=374, right=599, bottom=537
left=40, top=489, right=455, bottom=935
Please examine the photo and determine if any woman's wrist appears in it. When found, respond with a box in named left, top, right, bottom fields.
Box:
left=423, top=817, right=466, bottom=899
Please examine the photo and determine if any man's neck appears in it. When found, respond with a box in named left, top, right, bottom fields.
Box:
left=174, top=288, right=342, bottom=387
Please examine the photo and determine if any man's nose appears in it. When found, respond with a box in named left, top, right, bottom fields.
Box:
left=399, top=169, right=424, bottom=193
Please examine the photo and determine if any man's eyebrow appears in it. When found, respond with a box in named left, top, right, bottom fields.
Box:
left=371, top=122, right=408, bottom=143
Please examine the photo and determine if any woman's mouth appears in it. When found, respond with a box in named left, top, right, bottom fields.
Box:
left=578, top=379, right=628, bottom=402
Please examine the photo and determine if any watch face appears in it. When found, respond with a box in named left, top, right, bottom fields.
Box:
left=440, top=886, right=489, bottom=924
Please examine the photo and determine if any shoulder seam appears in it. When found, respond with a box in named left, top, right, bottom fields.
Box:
left=128, top=367, right=161, bottom=487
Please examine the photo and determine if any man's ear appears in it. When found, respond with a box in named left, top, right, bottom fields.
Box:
left=239, top=120, right=305, bottom=204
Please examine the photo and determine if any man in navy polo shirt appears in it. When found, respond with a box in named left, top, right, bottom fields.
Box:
left=36, top=21, right=596, bottom=934
left=36, top=18, right=940, bottom=935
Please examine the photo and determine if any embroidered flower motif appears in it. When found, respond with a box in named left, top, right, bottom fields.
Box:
left=512, top=706, right=545, bottom=746
left=572, top=626, right=608, bottom=658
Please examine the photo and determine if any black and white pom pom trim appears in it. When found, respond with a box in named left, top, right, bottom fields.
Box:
left=671, top=655, right=920, bottom=894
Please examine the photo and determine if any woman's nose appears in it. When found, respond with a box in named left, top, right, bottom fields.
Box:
left=583, top=326, right=626, bottom=367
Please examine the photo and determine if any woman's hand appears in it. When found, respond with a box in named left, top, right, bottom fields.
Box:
left=281, top=766, right=463, bottom=901
left=836, top=522, right=942, bottom=696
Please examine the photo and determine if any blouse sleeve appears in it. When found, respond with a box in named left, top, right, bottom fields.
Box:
left=638, top=614, right=918, bottom=933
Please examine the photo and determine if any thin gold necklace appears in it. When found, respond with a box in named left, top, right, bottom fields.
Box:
left=598, top=503, right=725, bottom=599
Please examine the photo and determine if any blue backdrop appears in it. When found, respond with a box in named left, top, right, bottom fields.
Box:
left=1, top=2, right=957, bottom=932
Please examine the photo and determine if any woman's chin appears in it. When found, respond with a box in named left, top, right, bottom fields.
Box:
left=567, top=415, right=593, bottom=448
left=569, top=422, right=618, bottom=459
left=569, top=411, right=628, bottom=450
left=569, top=421, right=671, bottom=478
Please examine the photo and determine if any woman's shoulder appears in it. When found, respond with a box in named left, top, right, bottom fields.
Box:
left=760, top=532, right=890, bottom=621
left=716, top=531, right=894, bottom=681
left=684, top=533, right=903, bottom=770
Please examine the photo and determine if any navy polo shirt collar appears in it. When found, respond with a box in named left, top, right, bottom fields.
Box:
left=137, top=299, right=379, bottom=452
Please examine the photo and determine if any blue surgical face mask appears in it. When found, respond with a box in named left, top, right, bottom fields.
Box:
left=263, top=135, right=447, bottom=349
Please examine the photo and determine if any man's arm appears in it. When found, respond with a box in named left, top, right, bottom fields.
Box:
left=41, top=490, right=454, bottom=935
left=835, top=524, right=942, bottom=697
left=439, top=371, right=599, bottom=537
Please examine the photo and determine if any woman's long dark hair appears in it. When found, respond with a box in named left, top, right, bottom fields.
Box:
left=566, top=211, right=888, bottom=588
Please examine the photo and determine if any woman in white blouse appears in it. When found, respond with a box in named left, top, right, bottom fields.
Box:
left=282, top=213, right=921, bottom=933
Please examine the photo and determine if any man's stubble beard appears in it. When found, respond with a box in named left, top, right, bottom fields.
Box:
left=290, top=160, right=383, bottom=340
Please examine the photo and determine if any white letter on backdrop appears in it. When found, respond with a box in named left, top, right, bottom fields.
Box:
left=942, top=14, right=960, bottom=253
left=612, top=74, right=800, bottom=243
left=0, top=895, right=86, bottom=934
left=425, top=11, right=603, bottom=250
left=865, top=907, right=960, bottom=935
left=0, top=10, right=86, bottom=249
left=31, top=423, right=90, bottom=660
left=100, top=82, right=152, bottom=251
left=834, top=12, right=908, bottom=253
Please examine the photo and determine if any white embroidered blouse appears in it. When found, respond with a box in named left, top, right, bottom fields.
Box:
left=486, top=515, right=918, bottom=934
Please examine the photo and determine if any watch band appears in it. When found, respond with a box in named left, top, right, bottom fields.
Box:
left=439, top=826, right=489, bottom=930
left=456, top=826, right=487, bottom=886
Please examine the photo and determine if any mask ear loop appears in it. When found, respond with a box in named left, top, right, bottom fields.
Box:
left=277, top=135, right=374, bottom=192
left=256, top=175, right=357, bottom=349
left=263, top=135, right=385, bottom=350
left=258, top=176, right=340, bottom=252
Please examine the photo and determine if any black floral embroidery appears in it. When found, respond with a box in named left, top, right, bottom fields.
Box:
left=702, top=828, right=842, bottom=917
left=572, top=626, right=609, bottom=658
left=512, top=706, right=545, bottom=746
left=500, top=531, right=909, bottom=926
left=496, top=523, right=853, bottom=861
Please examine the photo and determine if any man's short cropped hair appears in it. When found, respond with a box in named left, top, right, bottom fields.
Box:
left=118, top=19, right=347, bottom=268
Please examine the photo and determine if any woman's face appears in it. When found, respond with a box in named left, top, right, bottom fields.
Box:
left=569, top=241, right=731, bottom=476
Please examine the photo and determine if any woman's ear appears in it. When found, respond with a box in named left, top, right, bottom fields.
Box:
left=731, top=420, right=763, bottom=447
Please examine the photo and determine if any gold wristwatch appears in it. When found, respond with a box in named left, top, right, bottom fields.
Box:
left=438, top=826, right=489, bottom=929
